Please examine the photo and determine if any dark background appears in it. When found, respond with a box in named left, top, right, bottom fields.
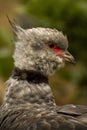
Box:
left=0, top=0, right=87, bottom=105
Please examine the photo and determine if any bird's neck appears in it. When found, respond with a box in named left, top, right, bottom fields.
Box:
left=12, top=67, right=48, bottom=84
left=4, top=67, right=56, bottom=107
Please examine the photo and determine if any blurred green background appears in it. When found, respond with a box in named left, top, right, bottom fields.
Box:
left=0, top=0, right=87, bottom=105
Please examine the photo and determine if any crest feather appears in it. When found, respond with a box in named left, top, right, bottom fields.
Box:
left=7, top=15, right=24, bottom=37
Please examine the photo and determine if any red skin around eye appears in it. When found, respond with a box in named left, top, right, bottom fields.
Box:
left=47, top=42, right=63, bottom=54
left=52, top=46, right=63, bottom=54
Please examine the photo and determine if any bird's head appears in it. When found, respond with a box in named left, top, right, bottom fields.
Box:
left=9, top=20, right=75, bottom=76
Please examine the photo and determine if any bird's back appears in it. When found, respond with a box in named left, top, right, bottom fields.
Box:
left=0, top=103, right=87, bottom=130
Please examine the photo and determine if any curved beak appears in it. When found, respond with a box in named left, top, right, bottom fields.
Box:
left=63, top=51, right=76, bottom=64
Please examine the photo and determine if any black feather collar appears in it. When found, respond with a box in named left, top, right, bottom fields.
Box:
left=12, top=67, right=48, bottom=83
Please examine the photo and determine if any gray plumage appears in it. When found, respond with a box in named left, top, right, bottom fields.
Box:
left=0, top=20, right=87, bottom=130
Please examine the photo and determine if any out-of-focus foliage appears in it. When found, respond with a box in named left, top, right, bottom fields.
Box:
left=0, top=0, right=87, bottom=105
left=0, top=27, right=13, bottom=78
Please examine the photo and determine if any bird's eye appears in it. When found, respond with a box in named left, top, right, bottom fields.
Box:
left=47, top=42, right=63, bottom=54
left=47, top=42, right=55, bottom=48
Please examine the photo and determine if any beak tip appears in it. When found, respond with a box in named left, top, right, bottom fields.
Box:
left=72, top=59, right=76, bottom=65
left=64, top=51, right=76, bottom=65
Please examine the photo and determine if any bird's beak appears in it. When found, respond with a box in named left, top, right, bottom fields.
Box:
left=63, top=51, right=76, bottom=64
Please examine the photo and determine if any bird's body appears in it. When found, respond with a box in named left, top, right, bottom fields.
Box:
left=0, top=21, right=87, bottom=130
